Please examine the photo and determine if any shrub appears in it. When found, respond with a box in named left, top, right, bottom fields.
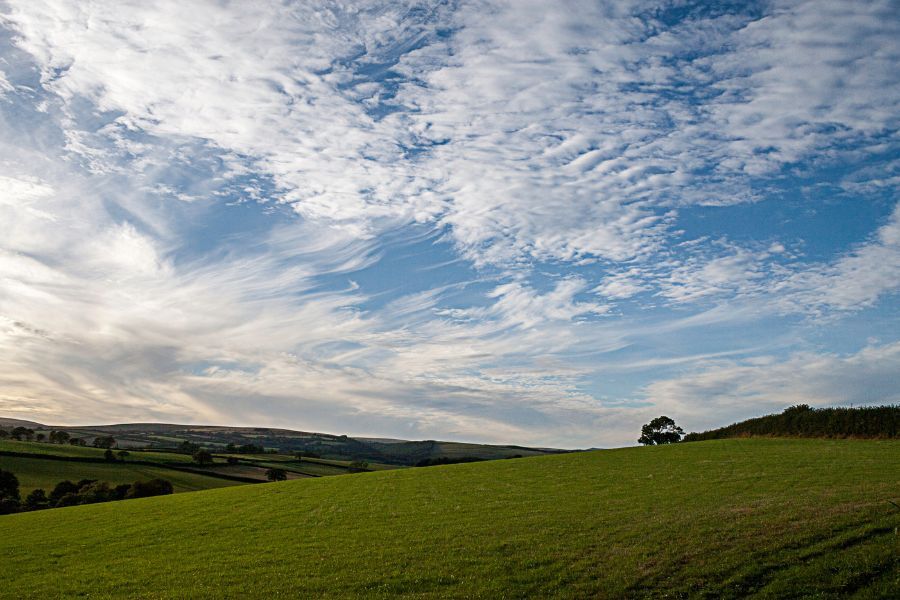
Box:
left=193, top=449, right=214, bottom=466
left=49, top=481, right=80, bottom=505
left=127, top=479, right=174, bottom=498
left=0, top=469, right=20, bottom=514
left=24, top=489, right=48, bottom=511
left=92, top=435, right=117, bottom=449
left=78, top=481, right=114, bottom=504
left=265, top=468, right=287, bottom=482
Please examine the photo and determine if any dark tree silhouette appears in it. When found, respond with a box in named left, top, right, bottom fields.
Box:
left=78, top=481, right=114, bottom=504
left=112, top=484, right=132, bottom=500
left=266, top=468, right=287, bottom=482
left=49, top=430, right=70, bottom=444
left=127, top=479, right=174, bottom=498
left=193, top=449, right=214, bottom=466
left=49, top=480, right=80, bottom=505
left=0, top=469, right=21, bottom=514
left=92, top=435, right=116, bottom=449
left=639, top=416, right=684, bottom=445
left=24, top=488, right=48, bottom=511
left=11, top=427, right=34, bottom=441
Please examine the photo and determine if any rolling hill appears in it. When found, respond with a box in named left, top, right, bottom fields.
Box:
left=1, top=438, right=897, bottom=598
left=0, top=438, right=384, bottom=495
left=1, top=420, right=564, bottom=465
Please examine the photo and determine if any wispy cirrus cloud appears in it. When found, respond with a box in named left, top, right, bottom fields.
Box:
left=0, top=0, right=897, bottom=447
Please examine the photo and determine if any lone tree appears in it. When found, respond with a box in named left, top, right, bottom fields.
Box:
left=266, top=468, right=287, bottom=482
left=638, top=416, right=684, bottom=445
left=192, top=449, right=214, bottom=466
left=92, top=435, right=116, bottom=449
left=49, top=430, right=70, bottom=444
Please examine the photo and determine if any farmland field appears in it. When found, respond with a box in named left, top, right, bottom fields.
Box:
left=1, top=438, right=897, bottom=598
left=0, top=456, right=242, bottom=494
left=0, top=440, right=203, bottom=464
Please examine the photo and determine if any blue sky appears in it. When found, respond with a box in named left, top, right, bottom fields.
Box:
left=0, top=0, right=897, bottom=447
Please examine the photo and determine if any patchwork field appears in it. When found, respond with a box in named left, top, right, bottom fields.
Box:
left=0, top=440, right=199, bottom=463
left=1, top=438, right=897, bottom=598
left=0, top=455, right=240, bottom=495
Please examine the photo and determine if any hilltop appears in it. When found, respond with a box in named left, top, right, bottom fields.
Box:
left=1, top=438, right=897, bottom=598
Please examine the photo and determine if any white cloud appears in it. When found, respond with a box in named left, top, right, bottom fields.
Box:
left=4, top=0, right=895, bottom=270
left=0, top=1, right=897, bottom=448
left=592, top=269, right=650, bottom=300
left=776, top=203, right=900, bottom=313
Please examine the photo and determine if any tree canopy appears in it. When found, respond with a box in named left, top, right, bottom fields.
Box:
left=638, top=416, right=684, bottom=445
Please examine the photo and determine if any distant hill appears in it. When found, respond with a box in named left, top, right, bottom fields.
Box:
left=684, top=404, right=899, bottom=442
left=2, top=439, right=897, bottom=597
left=0, top=419, right=566, bottom=466
left=0, top=417, right=46, bottom=429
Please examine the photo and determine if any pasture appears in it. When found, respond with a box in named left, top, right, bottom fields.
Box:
left=1, top=438, right=897, bottom=598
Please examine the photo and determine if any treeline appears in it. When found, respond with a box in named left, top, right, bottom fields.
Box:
left=0, top=469, right=173, bottom=515
left=0, top=427, right=113, bottom=448
left=684, top=404, right=899, bottom=442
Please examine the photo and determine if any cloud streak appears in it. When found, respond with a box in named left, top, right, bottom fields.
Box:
left=0, top=0, right=897, bottom=447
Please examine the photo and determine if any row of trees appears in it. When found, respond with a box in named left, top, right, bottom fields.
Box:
left=0, top=427, right=113, bottom=448
left=0, top=469, right=173, bottom=514
left=683, top=405, right=900, bottom=441
left=1, top=427, right=39, bottom=442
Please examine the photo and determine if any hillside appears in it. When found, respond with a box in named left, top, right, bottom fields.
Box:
left=0, top=438, right=391, bottom=500
left=684, top=404, right=899, bottom=442
left=0, top=420, right=563, bottom=465
left=1, top=439, right=897, bottom=598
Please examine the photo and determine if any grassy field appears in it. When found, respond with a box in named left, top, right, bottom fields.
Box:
left=1, top=439, right=897, bottom=598
left=0, top=456, right=243, bottom=495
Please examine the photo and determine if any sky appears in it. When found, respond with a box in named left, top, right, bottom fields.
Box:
left=0, top=0, right=897, bottom=448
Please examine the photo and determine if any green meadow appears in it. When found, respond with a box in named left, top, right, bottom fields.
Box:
left=1, top=438, right=897, bottom=598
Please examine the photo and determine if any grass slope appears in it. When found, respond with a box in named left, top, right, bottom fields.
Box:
left=1, top=439, right=898, bottom=598
left=0, top=456, right=242, bottom=495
